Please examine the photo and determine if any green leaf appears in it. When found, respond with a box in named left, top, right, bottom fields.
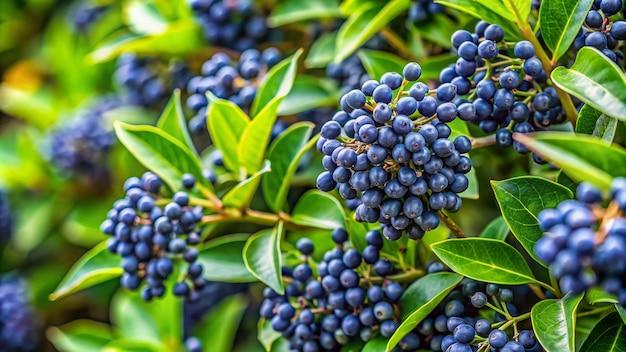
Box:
left=50, top=241, right=122, bottom=301
left=102, top=339, right=164, bottom=352
left=576, top=104, right=618, bottom=142
left=114, top=121, right=208, bottom=192
left=363, top=337, right=389, bottom=352
left=156, top=90, right=196, bottom=157
left=87, top=22, right=205, bottom=63
left=502, top=0, right=532, bottom=26
left=531, top=293, right=584, bottom=352
left=262, top=123, right=315, bottom=212
left=193, top=295, right=247, bottom=352
left=222, top=160, right=272, bottom=210
left=279, top=76, right=338, bottom=115
left=305, top=32, right=336, bottom=68
left=586, top=288, right=618, bottom=304
left=268, top=0, right=342, bottom=27
left=258, top=319, right=281, bottom=352
left=408, top=16, right=458, bottom=49
left=357, top=49, right=406, bottom=80
left=387, top=272, right=463, bottom=351
left=197, top=234, right=258, bottom=283
left=492, top=176, right=573, bottom=264
left=335, top=0, right=411, bottom=63
left=251, top=49, right=303, bottom=117
left=47, top=320, right=114, bottom=352
left=479, top=216, right=510, bottom=240
left=431, top=238, right=538, bottom=285
left=110, top=291, right=163, bottom=345
left=291, top=190, right=346, bottom=229
left=551, top=47, right=626, bottom=121
left=206, top=95, right=250, bottom=173
left=514, top=132, right=626, bottom=190
left=243, top=222, right=284, bottom=294
left=238, top=98, right=282, bottom=175
left=123, top=0, right=168, bottom=35
left=435, top=0, right=523, bottom=39
left=418, top=54, right=458, bottom=81
left=540, top=0, right=593, bottom=61
left=580, top=313, right=626, bottom=351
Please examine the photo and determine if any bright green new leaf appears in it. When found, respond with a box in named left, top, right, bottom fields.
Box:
left=222, top=160, right=272, bottom=210
left=268, top=0, right=342, bottom=27
left=291, top=190, right=345, bottom=229
left=531, top=293, right=583, bottom=352
left=357, top=49, right=406, bottom=80
left=552, top=47, right=626, bottom=121
left=238, top=97, right=282, bottom=175
left=251, top=49, right=303, bottom=117
left=540, top=0, right=593, bottom=62
left=47, top=320, right=114, bottom=352
left=207, top=94, right=250, bottom=173
left=435, top=0, right=523, bottom=39
left=257, top=319, right=282, bottom=352
left=305, top=32, right=336, bottom=68
left=157, top=90, right=196, bottom=157
left=479, top=216, right=510, bottom=240
left=243, top=222, right=285, bottom=294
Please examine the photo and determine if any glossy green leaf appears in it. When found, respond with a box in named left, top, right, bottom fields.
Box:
left=50, top=241, right=122, bottom=300
left=586, top=288, right=618, bottom=304
left=157, top=90, right=196, bottom=157
left=268, top=0, right=341, bottom=27
left=363, top=337, right=389, bottom=352
left=576, top=315, right=604, bottom=350
left=387, top=272, right=463, bottom=351
left=540, top=0, right=593, bottom=61
left=222, top=160, right=271, bottom=210
left=617, top=305, right=626, bottom=326
left=239, top=98, right=282, bottom=175
left=576, top=104, right=617, bottom=142
left=435, top=0, right=523, bottom=39
left=111, top=291, right=163, bottom=345
left=207, top=95, right=250, bottom=173
left=243, top=222, right=284, bottom=294
left=194, top=295, right=247, bottom=352
left=357, top=49, right=406, bottom=80
left=479, top=216, right=510, bottom=240
left=291, top=190, right=346, bottom=230
left=114, top=121, right=208, bottom=192
left=431, top=238, right=537, bottom=285
left=531, top=293, right=583, bottom=352
left=552, top=47, right=626, bottom=120
left=580, top=313, right=626, bottom=351
left=197, top=234, right=258, bottom=283
left=47, top=320, right=114, bottom=352
left=514, top=132, right=626, bottom=190
left=305, top=32, right=336, bottom=68
left=251, top=49, right=303, bottom=117
left=123, top=0, right=168, bottom=35
left=335, top=0, right=411, bottom=63
left=279, top=76, right=338, bottom=115
left=257, top=319, right=282, bottom=352
left=502, top=0, right=532, bottom=26
left=87, top=22, right=204, bottom=63
left=492, top=176, right=573, bottom=264
left=262, top=123, right=315, bottom=212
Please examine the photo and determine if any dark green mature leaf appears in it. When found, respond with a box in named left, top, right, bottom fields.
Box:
left=435, top=0, right=523, bottom=39
left=50, top=241, right=122, bottom=300
left=251, top=49, right=303, bottom=117
left=114, top=121, right=209, bottom=192
left=262, top=123, right=315, bottom=212
left=357, top=49, right=405, bottom=80
left=576, top=104, right=617, bottom=142
left=492, top=176, right=573, bottom=264
left=243, top=222, right=284, bottom=294
left=580, top=313, right=626, bottom=351
left=194, top=295, right=247, bottom=352
left=157, top=90, right=196, bottom=156
left=617, top=305, right=626, bottom=326
left=552, top=47, right=626, bottom=120
left=291, top=190, right=345, bottom=229
left=431, top=238, right=537, bottom=284
left=540, top=0, right=593, bottom=61
left=335, top=0, right=411, bottom=63
left=207, top=94, right=250, bottom=173
left=514, top=132, right=626, bottom=190
left=305, top=32, right=336, bottom=68
left=388, top=273, right=463, bottom=351
left=531, top=293, right=583, bottom=352
left=268, top=0, right=341, bottom=27
left=47, top=320, right=114, bottom=352
left=279, top=76, right=338, bottom=116
left=111, top=291, right=163, bottom=345
left=197, top=234, right=257, bottom=282
left=223, top=160, right=271, bottom=210
left=479, top=216, right=510, bottom=240
left=87, top=22, right=205, bottom=63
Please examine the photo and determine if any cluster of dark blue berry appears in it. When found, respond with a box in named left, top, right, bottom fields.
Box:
left=409, top=277, right=542, bottom=351
left=535, top=178, right=626, bottom=306
left=70, top=3, right=110, bottom=32
left=260, top=229, right=413, bottom=351
left=49, top=96, right=118, bottom=180
left=408, top=0, right=445, bottom=24
left=114, top=53, right=191, bottom=108
left=100, top=172, right=208, bottom=302
left=186, top=48, right=281, bottom=134
left=0, top=274, right=40, bottom=352
left=316, top=63, right=472, bottom=240
left=188, top=0, right=274, bottom=51
left=0, top=190, right=13, bottom=247
left=575, top=0, right=625, bottom=67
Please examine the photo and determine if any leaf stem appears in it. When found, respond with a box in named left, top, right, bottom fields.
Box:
left=471, top=135, right=497, bottom=149
left=361, top=269, right=424, bottom=286
left=438, top=210, right=467, bottom=238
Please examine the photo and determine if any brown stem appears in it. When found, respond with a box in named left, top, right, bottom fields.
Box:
left=438, top=210, right=467, bottom=238
left=471, top=134, right=497, bottom=149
